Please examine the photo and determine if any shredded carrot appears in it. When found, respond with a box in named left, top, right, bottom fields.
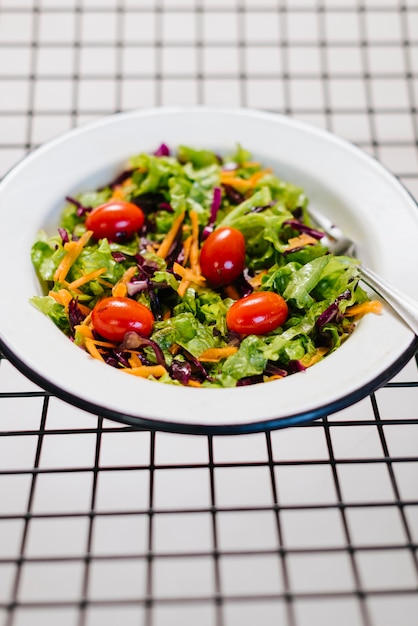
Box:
left=220, top=172, right=252, bottom=192
left=177, top=278, right=191, bottom=298
left=110, top=177, right=132, bottom=200
left=187, top=379, right=202, bottom=387
left=163, top=309, right=172, bottom=320
left=74, top=324, right=94, bottom=340
left=90, top=339, right=116, bottom=349
left=247, top=270, right=268, bottom=289
left=223, top=285, right=240, bottom=300
left=169, top=344, right=181, bottom=355
left=76, top=302, right=92, bottom=316
left=300, top=347, right=329, bottom=368
left=181, top=235, right=193, bottom=267
left=48, top=289, right=73, bottom=308
left=82, top=311, right=93, bottom=326
left=48, top=289, right=91, bottom=316
left=84, top=338, right=105, bottom=362
left=198, top=346, right=238, bottom=362
left=124, top=365, right=167, bottom=378
left=189, top=210, right=201, bottom=274
left=112, top=283, right=128, bottom=298
left=242, top=161, right=261, bottom=168
left=249, top=168, right=272, bottom=186
left=121, top=266, right=138, bottom=283
left=156, top=211, right=186, bottom=259
left=111, top=186, right=126, bottom=200
left=97, top=277, right=114, bottom=289
left=66, top=267, right=106, bottom=290
left=285, top=232, right=318, bottom=251
left=53, top=230, right=93, bottom=283
left=112, top=265, right=138, bottom=297
left=173, top=262, right=206, bottom=288
left=128, top=353, right=143, bottom=368
left=345, top=300, right=383, bottom=318
left=220, top=168, right=272, bottom=193
left=264, top=374, right=285, bottom=382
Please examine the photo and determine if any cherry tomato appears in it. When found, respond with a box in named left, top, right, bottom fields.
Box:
left=86, top=200, right=145, bottom=241
left=92, top=297, right=154, bottom=342
left=200, top=227, right=246, bottom=287
left=226, top=291, right=288, bottom=335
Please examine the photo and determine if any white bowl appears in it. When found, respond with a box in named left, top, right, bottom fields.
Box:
left=0, top=107, right=417, bottom=433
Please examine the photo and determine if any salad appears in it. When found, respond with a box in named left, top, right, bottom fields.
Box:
left=31, top=143, right=381, bottom=388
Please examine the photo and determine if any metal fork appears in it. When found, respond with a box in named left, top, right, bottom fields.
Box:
left=307, top=206, right=418, bottom=336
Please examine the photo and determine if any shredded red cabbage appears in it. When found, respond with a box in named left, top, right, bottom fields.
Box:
left=131, top=192, right=170, bottom=214
left=234, top=272, right=254, bottom=298
left=222, top=183, right=244, bottom=205
left=111, top=251, right=126, bottom=263
left=237, top=375, right=264, bottom=386
left=154, top=143, right=170, bottom=157
left=121, top=332, right=167, bottom=368
left=65, top=196, right=91, bottom=217
left=316, top=290, right=351, bottom=330
left=250, top=202, right=275, bottom=214
left=68, top=298, right=86, bottom=333
left=288, top=360, right=307, bottom=373
left=202, top=186, right=222, bottom=240
left=170, top=360, right=192, bottom=384
left=58, top=227, right=69, bottom=244
left=105, top=169, right=134, bottom=190
left=264, top=362, right=288, bottom=378
left=284, top=219, right=325, bottom=240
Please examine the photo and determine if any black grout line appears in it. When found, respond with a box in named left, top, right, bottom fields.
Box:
left=322, top=414, right=372, bottom=626
left=265, top=429, right=296, bottom=626
left=77, top=415, right=103, bottom=626
left=144, top=430, right=156, bottom=626
left=357, top=0, right=380, bottom=158
left=4, top=395, right=49, bottom=626
left=370, top=392, right=418, bottom=578
left=207, top=436, right=224, bottom=626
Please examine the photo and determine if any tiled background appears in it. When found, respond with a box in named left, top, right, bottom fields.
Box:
left=0, top=1, right=418, bottom=625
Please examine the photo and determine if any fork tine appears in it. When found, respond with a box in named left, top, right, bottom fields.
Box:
left=307, top=206, right=355, bottom=256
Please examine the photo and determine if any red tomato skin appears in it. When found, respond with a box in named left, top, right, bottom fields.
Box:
left=200, top=227, right=246, bottom=287
left=226, top=292, right=289, bottom=335
left=86, top=201, right=145, bottom=241
left=92, top=297, right=154, bottom=342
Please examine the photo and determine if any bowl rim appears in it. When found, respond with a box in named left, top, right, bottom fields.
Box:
left=1, top=105, right=417, bottom=434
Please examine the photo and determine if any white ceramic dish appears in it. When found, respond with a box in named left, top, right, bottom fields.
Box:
left=0, top=107, right=417, bottom=433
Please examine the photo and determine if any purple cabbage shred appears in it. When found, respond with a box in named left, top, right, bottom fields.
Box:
left=58, top=227, right=69, bottom=244
left=202, top=186, right=222, bottom=240
left=68, top=298, right=86, bottom=333
left=316, top=290, right=351, bottom=331
left=237, top=375, right=264, bottom=386
left=154, top=143, right=170, bottom=157
left=111, top=251, right=126, bottom=263
left=170, top=360, right=192, bottom=384
left=120, top=332, right=167, bottom=368
left=222, top=183, right=244, bottom=205
left=288, top=360, right=307, bottom=373
left=234, top=272, right=254, bottom=298
left=284, top=219, right=325, bottom=240
left=264, top=362, right=288, bottom=378
left=105, top=169, right=134, bottom=190
left=65, top=196, right=91, bottom=217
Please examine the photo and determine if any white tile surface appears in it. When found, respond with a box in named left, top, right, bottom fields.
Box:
left=1, top=3, right=418, bottom=625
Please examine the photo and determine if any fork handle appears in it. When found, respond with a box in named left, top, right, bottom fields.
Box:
left=360, top=265, right=418, bottom=336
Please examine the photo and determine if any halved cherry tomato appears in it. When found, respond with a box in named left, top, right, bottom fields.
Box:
left=92, top=296, right=154, bottom=342
left=199, top=226, right=246, bottom=287
left=86, top=200, right=145, bottom=241
left=226, top=291, right=288, bottom=335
